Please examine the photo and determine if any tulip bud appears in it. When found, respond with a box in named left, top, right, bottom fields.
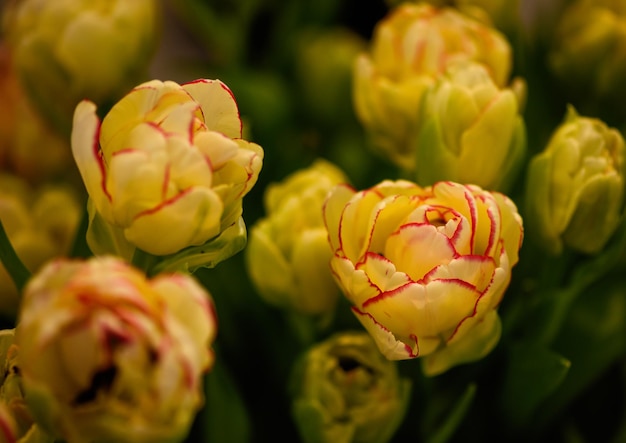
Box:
left=416, top=61, right=526, bottom=191
left=16, top=256, right=217, bottom=443
left=353, top=2, right=513, bottom=172
left=549, top=0, right=626, bottom=105
left=323, top=180, right=523, bottom=375
left=0, top=173, right=82, bottom=318
left=294, top=27, right=367, bottom=125
left=290, top=331, right=411, bottom=443
left=0, top=45, right=74, bottom=184
left=3, top=0, right=160, bottom=135
left=525, top=106, right=625, bottom=255
left=71, top=78, right=264, bottom=264
left=246, top=160, right=347, bottom=317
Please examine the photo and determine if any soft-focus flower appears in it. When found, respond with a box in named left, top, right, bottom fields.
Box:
left=290, top=331, right=411, bottom=443
left=0, top=173, right=82, bottom=318
left=16, top=256, right=217, bottom=443
left=416, top=61, right=526, bottom=191
left=294, top=27, right=366, bottom=125
left=246, top=160, right=347, bottom=317
left=0, top=45, right=74, bottom=184
left=3, top=0, right=159, bottom=134
left=549, top=0, right=626, bottom=104
left=323, top=180, right=523, bottom=375
left=71, top=78, right=264, bottom=260
left=353, top=2, right=512, bottom=171
left=525, top=106, right=625, bottom=255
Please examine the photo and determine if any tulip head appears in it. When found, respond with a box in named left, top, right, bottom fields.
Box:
left=323, top=180, right=523, bottom=375
left=0, top=174, right=82, bottom=318
left=290, top=331, right=411, bottom=443
left=3, top=0, right=160, bottom=134
left=246, top=160, right=347, bottom=316
left=353, top=3, right=512, bottom=171
left=71, top=78, right=264, bottom=262
left=549, top=0, right=626, bottom=103
left=16, top=256, right=217, bottom=443
left=525, top=106, right=625, bottom=255
left=416, top=61, right=526, bottom=191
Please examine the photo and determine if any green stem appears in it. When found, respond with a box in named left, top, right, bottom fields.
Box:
left=0, top=219, right=31, bottom=293
left=130, top=248, right=159, bottom=275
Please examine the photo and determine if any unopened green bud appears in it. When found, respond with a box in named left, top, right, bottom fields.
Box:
left=549, top=0, right=626, bottom=104
left=416, top=61, right=526, bottom=191
left=290, top=332, right=411, bottom=443
left=246, top=160, right=347, bottom=317
left=525, top=106, right=625, bottom=255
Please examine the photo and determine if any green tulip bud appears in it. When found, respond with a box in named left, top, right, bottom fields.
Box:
left=549, top=0, right=626, bottom=104
left=525, top=106, right=626, bottom=255
left=246, top=160, right=347, bottom=317
left=416, top=61, right=526, bottom=191
left=290, top=331, right=411, bottom=443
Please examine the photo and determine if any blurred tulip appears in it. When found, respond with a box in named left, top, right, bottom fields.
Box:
left=0, top=174, right=82, bottom=318
left=416, top=61, right=526, bottom=191
left=353, top=2, right=512, bottom=171
left=71, top=78, right=264, bottom=263
left=549, top=0, right=626, bottom=105
left=16, top=256, right=217, bottom=443
left=323, top=180, right=523, bottom=375
left=525, top=106, right=625, bottom=255
left=246, top=159, right=347, bottom=317
left=3, top=0, right=160, bottom=135
left=290, top=331, right=411, bottom=443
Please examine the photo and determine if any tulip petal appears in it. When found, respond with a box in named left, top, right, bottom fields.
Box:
left=182, top=79, right=242, bottom=138
left=323, top=184, right=357, bottom=254
left=125, top=187, right=223, bottom=255
left=352, top=307, right=420, bottom=360
left=385, top=223, right=457, bottom=281
left=422, top=310, right=501, bottom=376
left=71, top=100, right=111, bottom=214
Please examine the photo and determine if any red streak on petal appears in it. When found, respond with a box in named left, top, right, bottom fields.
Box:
left=111, top=148, right=139, bottom=157
left=133, top=188, right=192, bottom=219
left=463, top=186, right=478, bottom=252
left=162, top=164, right=171, bottom=200
left=92, top=123, right=112, bottom=202
left=362, top=281, right=414, bottom=308
left=352, top=306, right=420, bottom=358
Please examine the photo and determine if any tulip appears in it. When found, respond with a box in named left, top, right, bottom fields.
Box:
left=549, top=0, right=626, bottom=102
left=3, top=0, right=159, bottom=134
left=16, top=256, right=217, bottom=443
left=353, top=2, right=512, bottom=171
left=246, top=160, right=347, bottom=316
left=0, top=174, right=82, bottom=318
left=525, top=106, right=625, bottom=255
left=71, top=78, right=264, bottom=262
left=290, top=331, right=411, bottom=443
left=323, top=180, right=523, bottom=375
left=416, top=61, right=526, bottom=191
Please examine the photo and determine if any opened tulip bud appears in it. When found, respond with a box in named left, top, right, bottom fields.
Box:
left=417, top=61, right=526, bottom=191
left=290, top=331, right=411, bottom=443
left=16, top=256, right=217, bottom=443
left=3, top=0, right=159, bottom=134
left=246, top=160, right=348, bottom=317
left=323, top=180, right=523, bottom=375
left=525, top=106, right=625, bottom=255
left=353, top=2, right=512, bottom=171
left=71, top=78, right=264, bottom=263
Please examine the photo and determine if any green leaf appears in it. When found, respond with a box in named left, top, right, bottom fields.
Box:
left=201, top=353, right=252, bottom=443
left=500, top=340, right=570, bottom=429
left=0, top=219, right=31, bottom=293
left=425, top=383, right=477, bottom=443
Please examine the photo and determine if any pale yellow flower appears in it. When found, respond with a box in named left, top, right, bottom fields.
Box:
left=323, top=180, right=523, bottom=375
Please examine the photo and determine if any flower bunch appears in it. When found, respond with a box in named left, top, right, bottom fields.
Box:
left=0, top=0, right=625, bottom=442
